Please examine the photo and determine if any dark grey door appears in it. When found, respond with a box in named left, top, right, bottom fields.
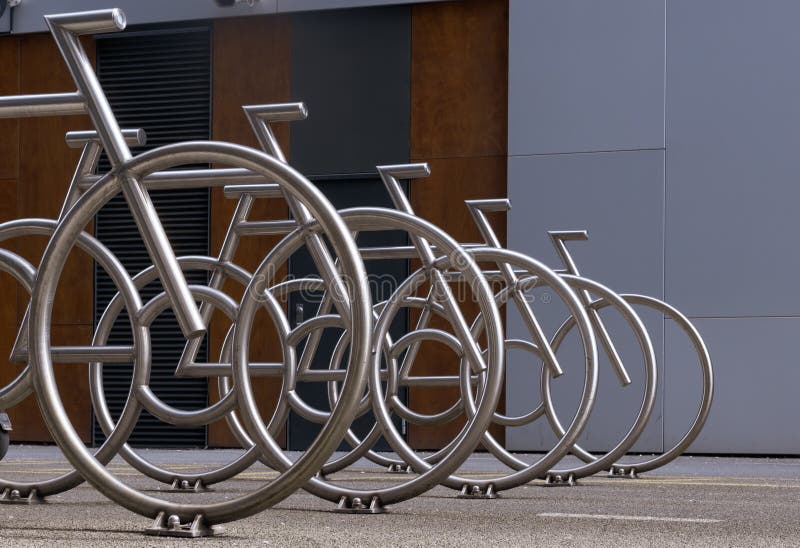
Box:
left=286, top=4, right=412, bottom=450
left=287, top=177, right=408, bottom=451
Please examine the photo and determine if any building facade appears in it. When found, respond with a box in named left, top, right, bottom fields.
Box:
left=0, top=0, right=508, bottom=449
left=506, top=0, right=800, bottom=456
left=0, top=0, right=795, bottom=454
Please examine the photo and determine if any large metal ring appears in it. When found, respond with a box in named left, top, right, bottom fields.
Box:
left=31, top=141, right=371, bottom=525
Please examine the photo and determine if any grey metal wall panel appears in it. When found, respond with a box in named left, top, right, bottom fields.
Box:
left=10, top=1, right=279, bottom=34
left=506, top=302, right=665, bottom=453
left=507, top=151, right=664, bottom=295
left=9, top=0, right=443, bottom=34
left=665, top=0, right=800, bottom=318
left=665, top=317, right=800, bottom=454
left=508, top=0, right=665, bottom=156
left=0, top=6, right=10, bottom=33
left=506, top=150, right=665, bottom=451
left=289, top=6, right=410, bottom=176
left=277, top=0, right=446, bottom=13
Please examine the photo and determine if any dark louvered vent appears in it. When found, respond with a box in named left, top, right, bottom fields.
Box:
left=93, top=26, right=211, bottom=447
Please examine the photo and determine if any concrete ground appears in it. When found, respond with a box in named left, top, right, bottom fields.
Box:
left=0, top=445, right=798, bottom=546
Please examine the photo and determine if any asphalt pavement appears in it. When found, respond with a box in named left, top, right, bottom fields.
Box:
left=0, top=446, right=797, bottom=547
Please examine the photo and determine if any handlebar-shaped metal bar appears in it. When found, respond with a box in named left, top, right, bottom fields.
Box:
left=0, top=93, right=86, bottom=119
left=242, top=103, right=308, bottom=123
left=378, top=163, right=431, bottom=180
left=44, top=9, right=206, bottom=338
left=45, top=8, right=126, bottom=35
left=465, top=198, right=511, bottom=213
left=78, top=168, right=278, bottom=192
left=547, top=229, right=631, bottom=386
left=66, top=128, right=147, bottom=148
left=548, top=229, right=589, bottom=242
left=223, top=183, right=282, bottom=198
left=45, top=10, right=128, bottom=164
left=0, top=10, right=125, bottom=120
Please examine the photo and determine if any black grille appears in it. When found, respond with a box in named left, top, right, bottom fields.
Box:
left=92, top=26, right=211, bottom=447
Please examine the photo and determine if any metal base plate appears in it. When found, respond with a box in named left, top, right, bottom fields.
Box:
left=386, top=463, right=411, bottom=474
left=543, top=474, right=578, bottom=487
left=145, top=526, right=222, bottom=538
left=334, top=496, right=386, bottom=514
left=608, top=467, right=639, bottom=479
left=169, top=479, right=213, bottom=493
left=457, top=485, right=499, bottom=499
left=333, top=506, right=385, bottom=515
left=457, top=492, right=499, bottom=500
left=145, top=512, right=222, bottom=538
left=0, top=488, right=46, bottom=504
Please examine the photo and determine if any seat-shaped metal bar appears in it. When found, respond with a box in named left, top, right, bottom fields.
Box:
left=465, top=198, right=564, bottom=378
left=45, top=8, right=205, bottom=338
left=548, top=230, right=631, bottom=386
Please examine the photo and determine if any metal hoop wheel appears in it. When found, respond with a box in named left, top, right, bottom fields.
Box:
left=198, top=273, right=385, bottom=481
left=30, top=141, right=372, bottom=526
left=542, top=275, right=659, bottom=480
left=234, top=207, right=505, bottom=510
left=448, top=269, right=652, bottom=491
left=607, top=295, right=713, bottom=476
left=91, top=257, right=271, bottom=489
left=319, top=295, right=459, bottom=476
left=0, top=219, right=146, bottom=501
left=422, top=251, right=602, bottom=493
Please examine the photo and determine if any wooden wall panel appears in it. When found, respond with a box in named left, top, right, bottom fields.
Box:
left=411, top=157, right=508, bottom=246
left=0, top=33, right=95, bottom=442
left=0, top=325, right=93, bottom=443
left=209, top=15, right=292, bottom=447
left=408, top=0, right=508, bottom=449
left=0, top=36, right=19, bottom=181
left=0, top=3, right=507, bottom=450
left=411, top=0, right=508, bottom=160
left=17, top=34, right=95, bottom=328
left=0, top=36, right=20, bottom=334
left=0, top=181, right=18, bottom=329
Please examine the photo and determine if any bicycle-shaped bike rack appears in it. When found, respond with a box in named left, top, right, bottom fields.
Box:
left=0, top=8, right=713, bottom=538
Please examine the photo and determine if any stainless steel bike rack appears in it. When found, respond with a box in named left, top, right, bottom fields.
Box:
left=0, top=7, right=713, bottom=537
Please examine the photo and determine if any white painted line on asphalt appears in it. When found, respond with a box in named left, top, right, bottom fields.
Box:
left=537, top=512, right=721, bottom=524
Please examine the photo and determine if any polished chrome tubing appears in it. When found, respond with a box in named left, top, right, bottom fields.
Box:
left=0, top=93, right=86, bottom=118
left=377, top=165, right=489, bottom=378
left=172, top=105, right=307, bottom=382
left=549, top=230, right=631, bottom=386
left=46, top=8, right=204, bottom=339
left=467, top=199, right=565, bottom=378
left=0, top=9, right=373, bottom=527
left=45, top=9, right=129, bottom=164
left=30, top=141, right=372, bottom=527
left=245, top=105, right=353, bottom=327
left=459, top=197, right=709, bottom=484
left=210, top=121, right=513, bottom=505
left=0, top=7, right=715, bottom=533
left=78, top=169, right=281, bottom=192
left=0, top=218, right=148, bottom=500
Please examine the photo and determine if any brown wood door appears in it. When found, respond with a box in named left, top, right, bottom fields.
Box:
left=407, top=0, right=509, bottom=449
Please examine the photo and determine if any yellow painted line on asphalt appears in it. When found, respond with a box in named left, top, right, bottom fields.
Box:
left=636, top=474, right=800, bottom=482
left=618, top=478, right=800, bottom=489
left=0, top=468, right=75, bottom=474
left=3, top=466, right=800, bottom=490
left=0, top=460, right=67, bottom=465
left=225, top=474, right=800, bottom=488
left=0, top=463, right=214, bottom=470
left=538, top=512, right=722, bottom=524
